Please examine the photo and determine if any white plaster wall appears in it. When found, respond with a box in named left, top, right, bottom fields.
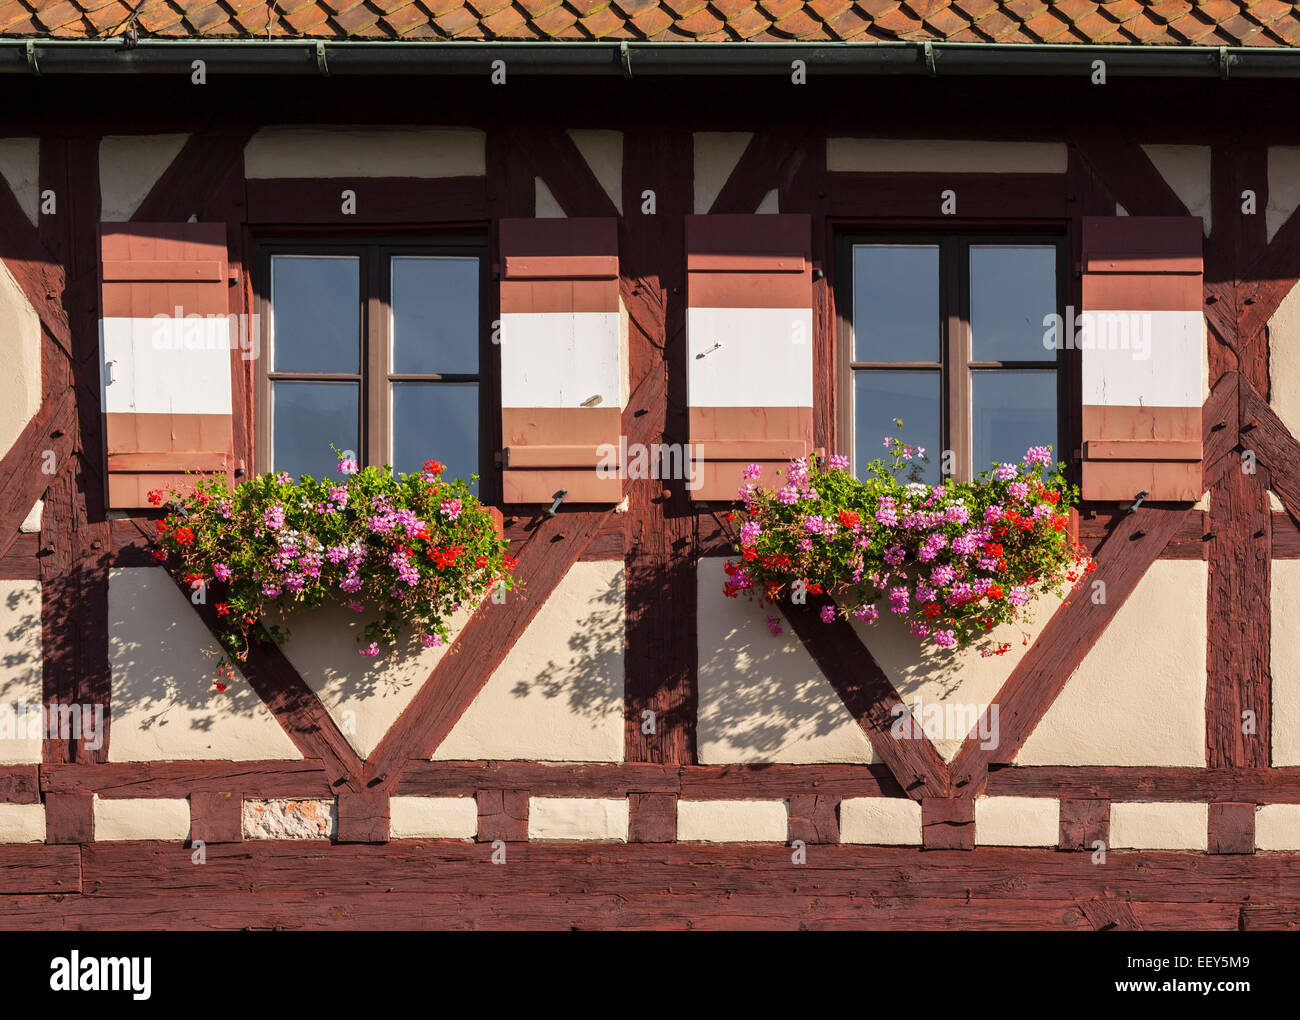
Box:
left=0, top=803, right=43, bottom=843
left=693, top=132, right=751, bottom=214
left=528, top=797, right=628, bottom=841
left=107, top=569, right=302, bottom=762
left=244, top=126, right=485, bottom=179
left=19, top=500, right=41, bottom=534
left=272, top=599, right=475, bottom=761
left=676, top=799, right=788, bottom=842
left=93, top=796, right=191, bottom=841
left=1109, top=801, right=1207, bottom=850
left=1268, top=281, right=1300, bottom=447
left=389, top=796, right=477, bottom=839
left=1270, top=560, right=1300, bottom=765
left=1142, top=143, right=1213, bottom=235
left=0, top=137, right=39, bottom=225
left=1267, top=146, right=1300, bottom=242
left=1015, top=561, right=1207, bottom=766
left=696, top=558, right=877, bottom=765
left=0, top=259, right=41, bottom=465
left=433, top=560, right=625, bottom=762
left=827, top=138, right=1067, bottom=174
left=99, top=134, right=189, bottom=222
left=568, top=129, right=622, bottom=214
left=974, top=795, right=1059, bottom=847
left=0, top=580, right=42, bottom=764
left=1255, top=804, right=1300, bottom=851
left=852, top=588, right=1066, bottom=762
left=839, top=797, right=922, bottom=845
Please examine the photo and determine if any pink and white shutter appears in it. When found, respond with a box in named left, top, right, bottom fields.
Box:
left=498, top=217, right=625, bottom=504
left=99, top=223, right=236, bottom=509
left=685, top=214, right=814, bottom=502
left=1080, top=216, right=1204, bottom=502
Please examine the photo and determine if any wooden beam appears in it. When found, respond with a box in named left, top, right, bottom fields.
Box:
left=522, top=127, right=620, bottom=220
left=132, top=123, right=257, bottom=223
left=827, top=172, right=1067, bottom=220
left=0, top=388, right=75, bottom=561
left=987, top=765, right=1300, bottom=802
left=41, top=760, right=331, bottom=798
left=245, top=176, right=488, bottom=224
left=0, top=766, right=39, bottom=805
left=0, top=845, right=80, bottom=895
left=1059, top=799, right=1108, bottom=852
left=189, top=791, right=242, bottom=845
left=1073, top=134, right=1189, bottom=218
left=709, top=127, right=806, bottom=215
left=1242, top=377, right=1300, bottom=527
left=1208, top=802, right=1255, bottom=855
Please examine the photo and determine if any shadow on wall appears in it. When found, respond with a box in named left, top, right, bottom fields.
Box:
left=0, top=581, right=43, bottom=762
left=506, top=562, right=624, bottom=721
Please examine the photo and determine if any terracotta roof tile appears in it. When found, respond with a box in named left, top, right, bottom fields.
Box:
left=4, top=0, right=1300, bottom=46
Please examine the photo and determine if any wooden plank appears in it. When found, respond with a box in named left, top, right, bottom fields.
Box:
left=1207, top=458, right=1271, bottom=768
left=1242, top=379, right=1300, bottom=527
left=620, top=127, right=699, bottom=767
left=922, top=798, right=973, bottom=850
left=41, top=760, right=331, bottom=798
left=679, top=763, right=904, bottom=799
left=827, top=172, right=1067, bottom=220
left=1074, top=134, right=1189, bottom=218
left=0, top=389, right=76, bottom=562
left=0, top=766, right=39, bottom=805
left=788, top=794, right=840, bottom=845
left=518, top=127, right=619, bottom=220
left=1208, top=802, right=1255, bottom=855
left=189, top=791, right=242, bottom=844
left=988, top=765, right=1300, bottom=802
left=628, top=793, right=676, bottom=843
left=132, top=122, right=257, bottom=223
left=476, top=789, right=528, bottom=843
left=1078, top=897, right=1142, bottom=931
left=396, top=761, right=677, bottom=797
left=0, top=845, right=80, bottom=895
left=1059, top=799, right=1109, bottom=852
left=245, top=177, right=488, bottom=224
left=43, top=790, right=92, bottom=845
left=710, top=126, right=806, bottom=215
left=336, top=789, right=390, bottom=845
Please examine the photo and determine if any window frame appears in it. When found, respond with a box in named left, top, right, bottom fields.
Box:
left=834, top=230, right=1071, bottom=483
left=253, top=235, right=496, bottom=501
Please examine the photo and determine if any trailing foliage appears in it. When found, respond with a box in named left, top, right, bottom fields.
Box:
left=723, top=424, right=1095, bottom=656
left=149, top=453, right=514, bottom=663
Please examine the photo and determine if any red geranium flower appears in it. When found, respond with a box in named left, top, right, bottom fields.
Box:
left=215, top=602, right=230, bottom=616
left=147, top=489, right=164, bottom=506
left=423, top=460, right=444, bottom=475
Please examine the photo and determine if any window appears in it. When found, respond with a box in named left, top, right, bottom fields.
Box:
left=255, top=239, right=491, bottom=495
left=837, top=234, right=1067, bottom=483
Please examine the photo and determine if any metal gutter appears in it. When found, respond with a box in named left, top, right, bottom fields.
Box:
left=0, top=39, right=1298, bottom=77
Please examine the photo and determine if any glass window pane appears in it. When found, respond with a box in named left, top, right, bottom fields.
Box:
left=852, top=244, right=940, bottom=362
left=972, top=369, right=1057, bottom=474
left=272, top=381, right=359, bottom=480
left=391, top=382, right=479, bottom=495
left=271, top=255, right=360, bottom=373
left=854, top=369, right=940, bottom=484
left=391, top=256, right=480, bottom=375
left=970, top=245, right=1057, bottom=362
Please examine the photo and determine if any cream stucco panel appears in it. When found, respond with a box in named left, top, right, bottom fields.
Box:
left=107, top=569, right=302, bottom=762
left=1267, top=147, right=1300, bottom=242
left=827, top=138, right=1067, bottom=174
left=271, top=599, right=476, bottom=761
left=0, top=259, right=41, bottom=468
left=390, top=796, right=477, bottom=840
left=1268, top=281, right=1300, bottom=446
left=850, top=588, right=1066, bottom=761
left=1109, top=801, right=1208, bottom=850
left=528, top=797, right=629, bottom=841
left=974, top=795, right=1059, bottom=847
left=432, top=560, right=625, bottom=762
left=534, top=177, right=564, bottom=218
left=0, top=137, right=39, bottom=226
left=697, top=557, right=878, bottom=765
left=1270, top=560, right=1300, bottom=765
left=1255, top=804, right=1300, bottom=851
left=99, top=134, right=189, bottom=222
left=676, top=799, right=788, bottom=842
left=0, top=580, right=43, bottom=764
left=93, top=796, right=191, bottom=842
left=1014, top=560, right=1207, bottom=767
left=1141, top=144, right=1212, bottom=235
left=568, top=129, right=623, bottom=214
left=839, top=797, right=922, bottom=845
left=693, top=132, right=751, bottom=215
left=0, top=803, right=43, bottom=843
left=244, top=126, right=486, bottom=179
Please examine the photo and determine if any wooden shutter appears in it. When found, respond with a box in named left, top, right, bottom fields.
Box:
left=499, top=217, right=624, bottom=504
left=1080, top=216, right=1204, bottom=502
left=100, top=223, right=236, bottom=509
left=686, top=213, right=814, bottom=501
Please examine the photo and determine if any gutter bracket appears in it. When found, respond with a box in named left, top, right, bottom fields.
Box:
left=315, top=40, right=330, bottom=76
left=923, top=41, right=936, bottom=75
left=1219, top=46, right=1235, bottom=79
left=25, top=40, right=38, bottom=76
left=620, top=40, right=632, bottom=78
